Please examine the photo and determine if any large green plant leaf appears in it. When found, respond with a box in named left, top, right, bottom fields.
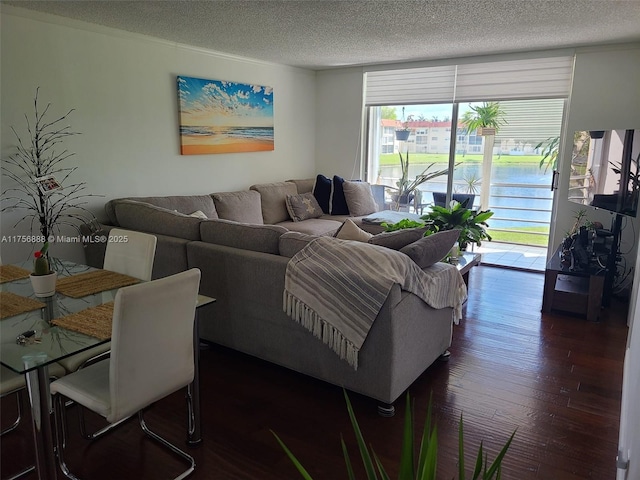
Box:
left=273, top=390, right=514, bottom=480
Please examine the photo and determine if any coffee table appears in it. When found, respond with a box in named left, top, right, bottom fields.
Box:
left=452, top=251, right=482, bottom=285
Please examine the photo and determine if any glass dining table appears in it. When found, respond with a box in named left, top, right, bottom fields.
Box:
left=0, top=260, right=213, bottom=480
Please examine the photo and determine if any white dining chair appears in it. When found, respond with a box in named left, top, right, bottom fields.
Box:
left=1, top=363, right=66, bottom=480
left=51, top=268, right=201, bottom=480
left=57, top=228, right=157, bottom=374
left=103, top=228, right=158, bottom=282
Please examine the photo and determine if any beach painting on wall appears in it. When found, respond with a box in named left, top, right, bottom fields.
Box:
left=177, top=75, right=274, bottom=154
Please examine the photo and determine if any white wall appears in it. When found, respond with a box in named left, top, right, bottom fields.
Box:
left=315, top=67, right=365, bottom=180
left=552, top=45, right=640, bottom=273
left=1, top=6, right=316, bottom=263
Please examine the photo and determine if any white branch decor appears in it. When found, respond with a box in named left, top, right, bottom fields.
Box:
left=1, top=88, right=99, bottom=241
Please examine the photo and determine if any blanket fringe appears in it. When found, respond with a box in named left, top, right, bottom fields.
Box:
left=284, top=290, right=359, bottom=369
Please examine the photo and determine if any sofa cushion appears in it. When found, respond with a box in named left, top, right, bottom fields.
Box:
left=400, top=229, right=460, bottom=268
left=285, top=192, right=323, bottom=222
left=330, top=175, right=349, bottom=215
left=113, top=200, right=202, bottom=240
left=335, top=218, right=374, bottom=242
left=279, top=231, right=320, bottom=258
left=286, top=178, right=315, bottom=194
left=342, top=181, right=378, bottom=216
left=200, top=219, right=287, bottom=254
left=212, top=190, right=263, bottom=224
left=250, top=182, right=298, bottom=224
left=106, top=195, right=218, bottom=225
left=313, top=174, right=332, bottom=214
left=368, top=227, right=426, bottom=250
left=276, top=218, right=342, bottom=236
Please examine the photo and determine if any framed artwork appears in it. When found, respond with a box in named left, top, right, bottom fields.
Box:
left=177, top=75, right=274, bottom=155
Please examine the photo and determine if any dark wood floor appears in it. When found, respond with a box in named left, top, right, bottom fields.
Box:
left=1, top=266, right=629, bottom=479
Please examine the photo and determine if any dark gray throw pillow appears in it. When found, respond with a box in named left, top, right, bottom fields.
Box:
left=400, top=229, right=460, bottom=268
left=368, top=227, right=426, bottom=250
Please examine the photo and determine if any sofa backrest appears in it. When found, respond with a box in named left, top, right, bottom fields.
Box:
left=113, top=200, right=204, bottom=240
left=106, top=195, right=218, bottom=225
left=200, top=218, right=288, bottom=255
left=286, top=178, right=315, bottom=194
left=250, top=182, right=298, bottom=225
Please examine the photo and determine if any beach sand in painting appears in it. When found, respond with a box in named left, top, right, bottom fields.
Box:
left=180, top=134, right=274, bottom=155
left=182, top=141, right=274, bottom=154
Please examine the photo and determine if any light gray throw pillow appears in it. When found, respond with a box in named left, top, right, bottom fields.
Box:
left=400, top=229, right=461, bottom=268
left=342, top=181, right=378, bottom=216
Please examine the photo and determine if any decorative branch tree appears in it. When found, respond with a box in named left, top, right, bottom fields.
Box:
left=1, top=88, right=98, bottom=243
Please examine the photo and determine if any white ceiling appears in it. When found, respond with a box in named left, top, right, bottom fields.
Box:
left=4, top=0, right=640, bottom=70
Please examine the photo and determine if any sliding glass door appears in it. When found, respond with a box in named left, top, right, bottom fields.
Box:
left=366, top=98, right=565, bottom=253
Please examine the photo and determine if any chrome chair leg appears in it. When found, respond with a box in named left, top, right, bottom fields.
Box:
left=0, top=390, right=22, bottom=436
left=139, top=410, right=195, bottom=480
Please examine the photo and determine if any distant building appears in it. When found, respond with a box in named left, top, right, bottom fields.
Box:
left=379, top=99, right=564, bottom=156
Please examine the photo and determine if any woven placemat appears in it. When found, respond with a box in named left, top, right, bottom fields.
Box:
left=52, top=302, right=114, bottom=340
left=0, top=291, right=45, bottom=319
left=0, top=265, right=31, bottom=284
left=56, top=270, right=140, bottom=298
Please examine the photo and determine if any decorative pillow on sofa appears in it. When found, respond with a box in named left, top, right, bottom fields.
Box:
left=285, top=192, right=323, bottom=222
left=400, top=229, right=460, bottom=268
left=212, top=190, right=263, bottom=224
left=368, top=227, right=426, bottom=250
left=342, top=181, right=378, bottom=216
left=313, top=174, right=332, bottom=214
left=250, top=182, right=298, bottom=224
left=335, top=218, right=374, bottom=242
left=330, top=175, right=350, bottom=215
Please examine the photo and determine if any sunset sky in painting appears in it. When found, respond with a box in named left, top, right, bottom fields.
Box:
left=178, top=76, right=273, bottom=127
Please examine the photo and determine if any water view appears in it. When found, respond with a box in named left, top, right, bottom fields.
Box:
left=379, top=161, right=554, bottom=245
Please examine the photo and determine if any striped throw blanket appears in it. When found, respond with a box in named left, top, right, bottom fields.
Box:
left=283, top=236, right=467, bottom=369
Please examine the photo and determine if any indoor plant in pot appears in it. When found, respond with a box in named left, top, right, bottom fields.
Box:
left=30, top=241, right=57, bottom=297
left=460, top=101, right=506, bottom=136
left=395, top=108, right=413, bottom=141
left=389, top=151, right=450, bottom=211
left=421, top=199, right=494, bottom=251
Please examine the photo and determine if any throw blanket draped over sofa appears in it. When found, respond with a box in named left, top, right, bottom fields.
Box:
left=284, top=237, right=467, bottom=369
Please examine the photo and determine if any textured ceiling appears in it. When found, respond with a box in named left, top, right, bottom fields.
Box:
left=4, top=0, right=640, bottom=70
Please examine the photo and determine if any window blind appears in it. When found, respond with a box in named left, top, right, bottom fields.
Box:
left=364, top=55, right=573, bottom=105
left=454, top=56, right=574, bottom=101
left=364, top=65, right=456, bottom=106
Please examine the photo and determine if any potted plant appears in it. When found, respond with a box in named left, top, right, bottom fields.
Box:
left=1, top=88, right=98, bottom=247
left=29, top=241, right=57, bottom=297
left=395, top=108, right=413, bottom=141
left=389, top=151, right=449, bottom=211
left=421, top=200, right=494, bottom=250
left=460, top=102, right=507, bottom=136
left=273, top=390, right=515, bottom=480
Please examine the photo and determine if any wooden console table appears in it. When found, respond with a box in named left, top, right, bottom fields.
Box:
left=542, top=245, right=606, bottom=322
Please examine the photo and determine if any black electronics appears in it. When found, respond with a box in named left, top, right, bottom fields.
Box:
left=568, top=129, right=639, bottom=217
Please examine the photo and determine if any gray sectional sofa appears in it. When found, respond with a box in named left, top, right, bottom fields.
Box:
left=82, top=179, right=457, bottom=413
